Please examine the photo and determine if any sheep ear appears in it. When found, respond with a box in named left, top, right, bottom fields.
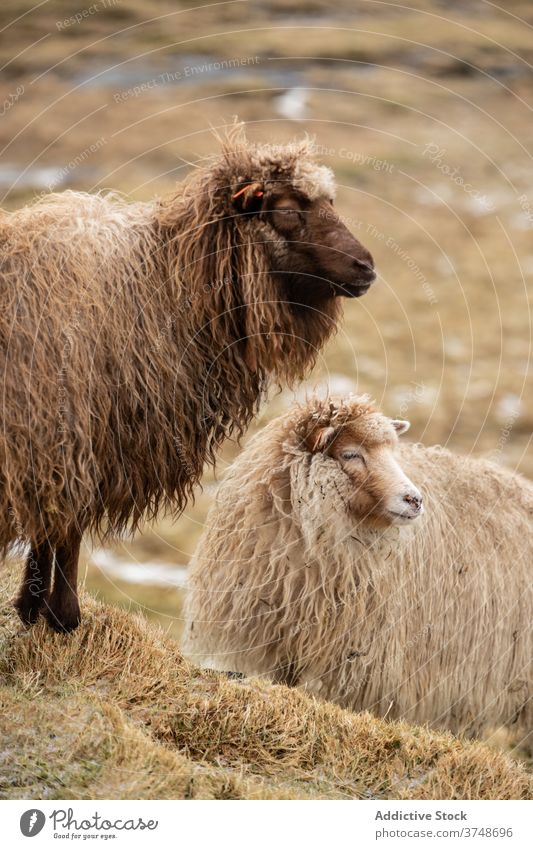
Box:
left=232, top=181, right=265, bottom=213
left=309, top=426, right=336, bottom=453
left=391, top=419, right=410, bottom=435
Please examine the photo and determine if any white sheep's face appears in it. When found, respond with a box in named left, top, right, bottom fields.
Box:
left=307, top=413, right=423, bottom=527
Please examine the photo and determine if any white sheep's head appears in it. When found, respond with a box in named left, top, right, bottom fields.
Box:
left=302, top=398, right=424, bottom=527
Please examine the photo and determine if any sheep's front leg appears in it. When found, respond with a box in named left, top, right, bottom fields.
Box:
left=14, top=541, right=54, bottom=625
left=44, top=528, right=82, bottom=633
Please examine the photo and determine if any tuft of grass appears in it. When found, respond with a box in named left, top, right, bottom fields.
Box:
left=0, top=563, right=531, bottom=800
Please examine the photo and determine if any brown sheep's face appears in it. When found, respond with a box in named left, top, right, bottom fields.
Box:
left=306, top=414, right=423, bottom=527
left=234, top=184, right=376, bottom=301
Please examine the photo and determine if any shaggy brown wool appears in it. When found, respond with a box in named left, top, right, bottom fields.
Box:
left=0, top=129, right=346, bottom=556
left=184, top=396, right=533, bottom=740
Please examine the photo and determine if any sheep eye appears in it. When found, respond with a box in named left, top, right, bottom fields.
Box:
left=341, top=450, right=364, bottom=462
left=271, top=207, right=304, bottom=230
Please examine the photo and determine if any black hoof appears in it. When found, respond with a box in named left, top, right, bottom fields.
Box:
left=208, top=669, right=246, bottom=680
left=14, top=592, right=47, bottom=626
left=43, top=599, right=81, bottom=633
left=223, top=670, right=246, bottom=680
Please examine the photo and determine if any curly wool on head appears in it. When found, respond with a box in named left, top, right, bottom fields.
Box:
left=183, top=395, right=533, bottom=739
left=156, top=126, right=342, bottom=386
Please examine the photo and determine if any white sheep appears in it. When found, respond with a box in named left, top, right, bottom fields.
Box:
left=183, top=396, right=533, bottom=739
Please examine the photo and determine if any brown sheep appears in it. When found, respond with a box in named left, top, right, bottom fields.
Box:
left=183, top=396, right=533, bottom=739
left=0, top=128, right=376, bottom=632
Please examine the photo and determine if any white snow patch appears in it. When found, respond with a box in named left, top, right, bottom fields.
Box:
left=90, top=548, right=188, bottom=589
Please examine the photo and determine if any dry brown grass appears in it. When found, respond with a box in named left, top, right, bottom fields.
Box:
left=1, top=563, right=531, bottom=800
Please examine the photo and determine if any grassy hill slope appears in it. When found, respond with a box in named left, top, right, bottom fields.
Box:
left=0, top=565, right=531, bottom=801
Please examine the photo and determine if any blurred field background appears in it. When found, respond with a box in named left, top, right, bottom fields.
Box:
left=1, top=0, right=532, bottom=641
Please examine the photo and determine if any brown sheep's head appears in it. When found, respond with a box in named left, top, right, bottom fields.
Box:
left=163, top=131, right=378, bottom=382
left=232, top=180, right=376, bottom=301
left=303, top=400, right=423, bottom=527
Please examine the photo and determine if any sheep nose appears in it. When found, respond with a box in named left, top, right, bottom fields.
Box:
left=353, top=257, right=375, bottom=273
left=352, top=257, right=376, bottom=282
left=352, top=247, right=375, bottom=270
left=403, top=492, right=422, bottom=512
